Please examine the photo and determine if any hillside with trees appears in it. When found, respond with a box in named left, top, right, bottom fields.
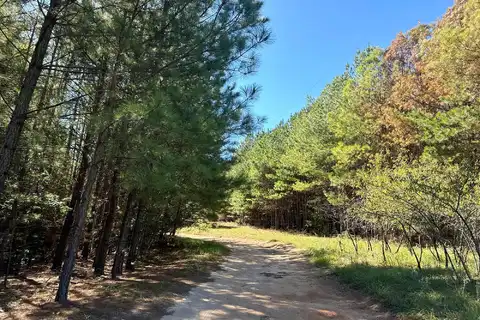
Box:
left=229, top=0, right=480, bottom=284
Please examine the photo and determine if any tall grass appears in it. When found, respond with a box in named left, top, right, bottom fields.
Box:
left=182, top=223, right=480, bottom=320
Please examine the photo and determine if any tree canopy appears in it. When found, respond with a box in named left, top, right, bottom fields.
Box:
left=228, top=0, right=480, bottom=280
left=0, top=0, right=270, bottom=302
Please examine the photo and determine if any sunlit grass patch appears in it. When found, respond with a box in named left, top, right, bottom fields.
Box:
left=171, top=237, right=230, bottom=272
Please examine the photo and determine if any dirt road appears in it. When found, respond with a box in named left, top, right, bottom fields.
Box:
left=163, top=236, right=393, bottom=320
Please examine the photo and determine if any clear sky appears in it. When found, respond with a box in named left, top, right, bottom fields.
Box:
left=245, top=0, right=454, bottom=130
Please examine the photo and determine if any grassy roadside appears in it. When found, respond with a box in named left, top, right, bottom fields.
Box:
left=182, top=223, right=480, bottom=320
left=0, top=237, right=229, bottom=320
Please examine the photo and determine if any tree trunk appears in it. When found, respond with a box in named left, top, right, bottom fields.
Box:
left=51, top=131, right=91, bottom=270
left=126, top=204, right=142, bottom=272
left=93, top=170, right=118, bottom=276
left=400, top=223, right=422, bottom=271
left=3, top=199, right=18, bottom=287
left=51, top=52, right=107, bottom=269
left=170, top=203, right=182, bottom=237
left=274, top=207, right=279, bottom=229
left=55, top=136, right=103, bottom=303
left=81, top=161, right=106, bottom=261
left=112, top=192, right=134, bottom=279
left=81, top=219, right=93, bottom=260
left=0, top=0, right=66, bottom=197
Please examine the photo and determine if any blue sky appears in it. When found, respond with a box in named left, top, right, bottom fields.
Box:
left=244, top=0, right=454, bottom=130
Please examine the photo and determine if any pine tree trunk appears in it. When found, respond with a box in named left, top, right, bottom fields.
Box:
left=111, top=192, right=134, bottom=279
left=93, top=170, right=118, bottom=276
left=3, top=199, right=18, bottom=287
left=82, top=201, right=102, bottom=262
left=55, top=136, right=103, bottom=303
left=51, top=131, right=91, bottom=271
left=90, top=174, right=111, bottom=263
left=126, top=205, right=142, bottom=272
left=81, top=160, right=106, bottom=260
left=81, top=219, right=93, bottom=260
left=0, top=0, right=66, bottom=197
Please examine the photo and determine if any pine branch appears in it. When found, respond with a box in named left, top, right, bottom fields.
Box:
left=26, top=94, right=88, bottom=115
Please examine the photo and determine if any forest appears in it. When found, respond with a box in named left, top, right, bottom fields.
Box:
left=2, top=0, right=480, bottom=318
left=228, top=0, right=480, bottom=284
left=0, top=0, right=270, bottom=305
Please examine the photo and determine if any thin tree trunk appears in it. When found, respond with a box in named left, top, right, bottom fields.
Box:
left=418, top=235, right=424, bottom=267
left=401, top=223, right=422, bottom=271
left=170, top=203, right=182, bottom=237
left=93, top=170, right=118, bottom=276
left=395, top=234, right=404, bottom=253
left=3, top=199, right=18, bottom=287
left=81, top=160, right=106, bottom=261
left=275, top=206, right=279, bottom=229
left=51, top=54, right=107, bottom=268
left=55, top=135, right=103, bottom=303
left=381, top=236, right=387, bottom=263
left=385, top=236, right=392, bottom=252
left=347, top=231, right=359, bottom=254
left=82, top=192, right=101, bottom=260
left=433, top=237, right=442, bottom=262
left=81, top=219, right=94, bottom=260
left=367, top=236, right=373, bottom=251
left=111, top=192, right=134, bottom=279
left=452, top=206, right=480, bottom=275
left=65, top=99, right=78, bottom=157
left=453, top=244, right=473, bottom=280
left=444, top=244, right=449, bottom=268
left=51, top=131, right=91, bottom=270
left=0, top=0, right=67, bottom=197
left=37, top=37, right=60, bottom=113
left=126, top=204, right=142, bottom=272
left=90, top=171, right=111, bottom=262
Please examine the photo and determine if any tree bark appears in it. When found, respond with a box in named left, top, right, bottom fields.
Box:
left=111, top=192, right=134, bottom=279
left=126, top=204, right=142, bottom=272
left=3, top=199, right=18, bottom=287
left=55, top=136, right=103, bottom=303
left=93, top=170, right=118, bottom=276
left=170, top=203, right=182, bottom=237
left=0, top=0, right=66, bottom=197
left=51, top=52, right=107, bottom=269
left=81, top=219, right=93, bottom=260
left=51, top=131, right=91, bottom=270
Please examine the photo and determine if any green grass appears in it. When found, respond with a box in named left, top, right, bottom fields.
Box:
left=182, top=223, right=480, bottom=320
left=172, top=237, right=230, bottom=269
left=144, top=237, right=231, bottom=273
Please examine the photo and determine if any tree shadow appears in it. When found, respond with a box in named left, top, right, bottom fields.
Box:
left=212, top=225, right=236, bottom=229
left=310, top=248, right=480, bottom=319
left=30, top=274, right=212, bottom=319
left=3, top=238, right=226, bottom=319
left=0, top=287, right=22, bottom=311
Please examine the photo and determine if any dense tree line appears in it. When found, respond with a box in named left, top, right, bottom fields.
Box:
left=0, top=0, right=270, bottom=302
left=229, top=0, right=480, bottom=281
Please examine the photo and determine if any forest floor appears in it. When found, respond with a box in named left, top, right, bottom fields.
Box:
left=166, top=232, right=393, bottom=320
left=182, top=223, right=480, bottom=320
left=0, top=238, right=228, bottom=320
